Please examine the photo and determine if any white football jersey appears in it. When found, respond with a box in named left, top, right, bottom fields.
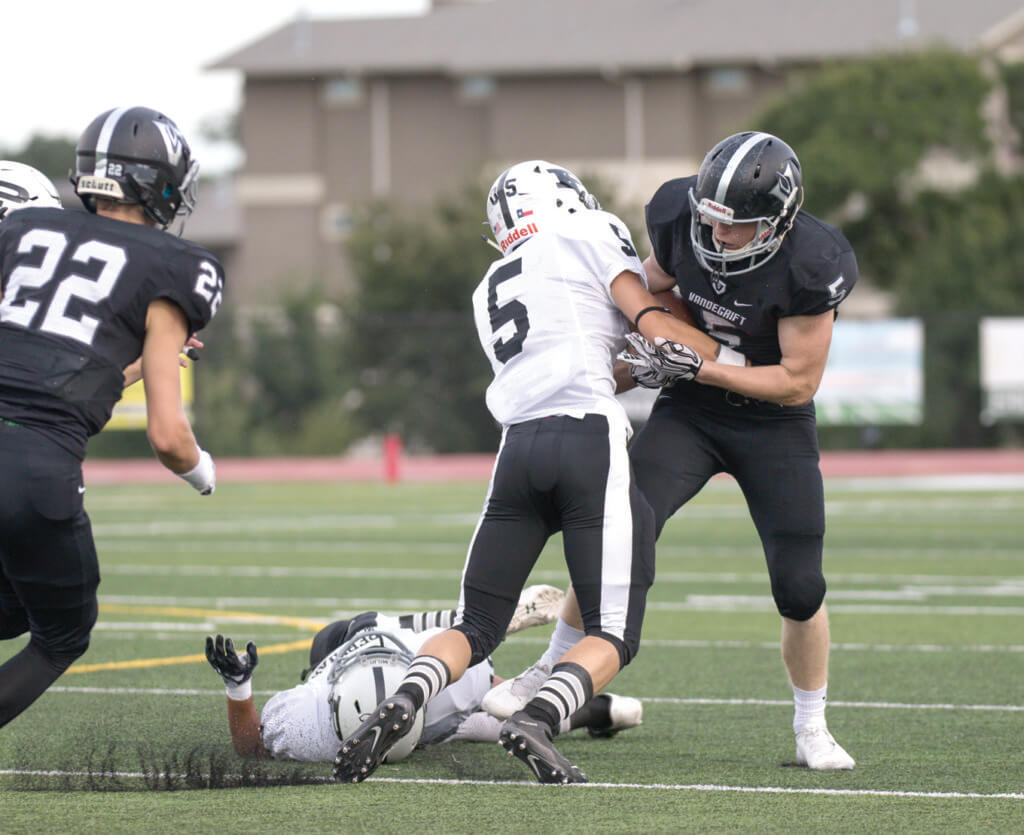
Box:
left=259, top=615, right=493, bottom=762
left=472, top=209, right=645, bottom=428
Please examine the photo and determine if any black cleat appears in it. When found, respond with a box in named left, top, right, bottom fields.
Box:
left=498, top=712, right=588, bottom=784
left=333, top=693, right=418, bottom=783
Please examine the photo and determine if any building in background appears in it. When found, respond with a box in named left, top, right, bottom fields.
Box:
left=209, top=0, right=1024, bottom=304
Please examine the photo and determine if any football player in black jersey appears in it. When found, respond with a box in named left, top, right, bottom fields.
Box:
left=484, top=132, right=857, bottom=770
left=0, top=107, right=223, bottom=729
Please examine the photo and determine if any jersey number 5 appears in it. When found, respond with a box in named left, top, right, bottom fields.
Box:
left=488, top=258, right=530, bottom=363
left=0, top=229, right=125, bottom=346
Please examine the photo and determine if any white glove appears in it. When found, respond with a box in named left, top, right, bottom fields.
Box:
left=653, top=337, right=703, bottom=382
left=178, top=448, right=216, bottom=495
left=619, top=333, right=673, bottom=389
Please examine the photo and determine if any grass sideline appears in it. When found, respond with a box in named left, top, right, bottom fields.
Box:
left=1, top=478, right=1022, bottom=833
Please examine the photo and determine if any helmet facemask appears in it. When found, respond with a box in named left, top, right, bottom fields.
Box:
left=688, top=132, right=803, bottom=278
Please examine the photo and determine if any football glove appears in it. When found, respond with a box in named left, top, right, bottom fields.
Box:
left=619, top=333, right=674, bottom=389
left=206, top=634, right=258, bottom=687
left=653, top=337, right=703, bottom=382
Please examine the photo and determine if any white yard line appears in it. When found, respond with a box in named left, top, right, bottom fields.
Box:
left=45, top=686, right=1024, bottom=713
left=93, top=593, right=1024, bottom=616
left=0, top=769, right=1021, bottom=799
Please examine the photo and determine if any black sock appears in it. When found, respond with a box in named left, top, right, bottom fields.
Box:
left=397, top=655, right=451, bottom=711
left=0, top=642, right=66, bottom=729
left=569, top=693, right=611, bottom=731
left=523, top=661, right=594, bottom=731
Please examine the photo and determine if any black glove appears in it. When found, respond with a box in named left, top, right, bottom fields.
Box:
left=205, top=634, right=259, bottom=687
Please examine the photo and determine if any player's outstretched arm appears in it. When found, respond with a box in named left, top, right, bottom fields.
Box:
left=141, top=299, right=215, bottom=494
left=205, top=634, right=269, bottom=759
left=696, top=310, right=835, bottom=406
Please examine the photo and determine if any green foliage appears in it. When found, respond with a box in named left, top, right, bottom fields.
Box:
left=758, top=49, right=991, bottom=219
left=340, top=172, right=636, bottom=453
left=194, top=288, right=361, bottom=456
left=755, top=50, right=1024, bottom=447
left=341, top=183, right=501, bottom=452
left=1, top=134, right=77, bottom=184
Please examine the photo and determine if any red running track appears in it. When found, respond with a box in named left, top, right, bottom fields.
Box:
left=82, top=449, right=1024, bottom=486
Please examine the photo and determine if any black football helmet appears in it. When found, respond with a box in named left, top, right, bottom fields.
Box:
left=72, top=106, right=199, bottom=229
left=688, top=131, right=803, bottom=277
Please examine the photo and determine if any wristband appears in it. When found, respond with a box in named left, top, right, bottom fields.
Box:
left=716, top=344, right=746, bottom=366
left=225, top=679, right=252, bottom=701
left=634, top=305, right=671, bottom=329
left=179, top=448, right=215, bottom=494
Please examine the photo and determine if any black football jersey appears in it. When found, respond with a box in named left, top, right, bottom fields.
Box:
left=0, top=207, right=224, bottom=457
left=645, top=176, right=858, bottom=368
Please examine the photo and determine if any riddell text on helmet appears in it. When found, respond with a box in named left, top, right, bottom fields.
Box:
left=500, top=223, right=539, bottom=252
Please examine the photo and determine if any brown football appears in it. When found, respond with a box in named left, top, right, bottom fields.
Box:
left=652, top=289, right=697, bottom=328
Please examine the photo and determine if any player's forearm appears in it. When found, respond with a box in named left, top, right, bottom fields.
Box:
left=638, top=311, right=723, bottom=363
left=226, top=696, right=269, bottom=759
left=696, top=361, right=820, bottom=406
left=147, top=417, right=200, bottom=473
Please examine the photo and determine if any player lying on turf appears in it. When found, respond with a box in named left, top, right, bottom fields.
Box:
left=205, top=585, right=642, bottom=762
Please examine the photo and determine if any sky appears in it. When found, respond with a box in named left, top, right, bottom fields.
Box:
left=5, top=0, right=430, bottom=175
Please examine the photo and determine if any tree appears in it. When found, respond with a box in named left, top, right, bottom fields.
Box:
left=1, top=135, right=77, bottom=184
left=757, top=49, right=1024, bottom=447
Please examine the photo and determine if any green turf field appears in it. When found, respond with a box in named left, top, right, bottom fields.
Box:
left=2, top=477, right=1023, bottom=833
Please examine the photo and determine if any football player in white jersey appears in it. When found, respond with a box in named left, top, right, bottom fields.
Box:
left=204, top=586, right=643, bottom=762
left=331, top=161, right=730, bottom=785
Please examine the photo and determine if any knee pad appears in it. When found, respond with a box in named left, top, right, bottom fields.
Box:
left=0, top=607, right=30, bottom=640
left=771, top=570, right=826, bottom=622
left=29, top=597, right=97, bottom=672
left=765, top=534, right=825, bottom=622
left=453, top=621, right=502, bottom=667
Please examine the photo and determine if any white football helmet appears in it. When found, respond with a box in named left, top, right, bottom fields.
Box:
left=486, top=160, right=600, bottom=254
left=0, top=161, right=62, bottom=220
left=327, top=630, right=425, bottom=763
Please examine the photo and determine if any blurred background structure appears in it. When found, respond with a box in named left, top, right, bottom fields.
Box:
left=5, top=0, right=1024, bottom=457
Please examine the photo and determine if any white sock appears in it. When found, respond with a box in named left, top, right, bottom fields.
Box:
left=793, top=683, right=828, bottom=733
left=539, top=618, right=585, bottom=669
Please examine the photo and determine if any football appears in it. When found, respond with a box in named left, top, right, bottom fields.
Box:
left=652, top=288, right=697, bottom=328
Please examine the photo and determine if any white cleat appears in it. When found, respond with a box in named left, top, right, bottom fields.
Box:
left=482, top=662, right=551, bottom=719
left=506, top=585, right=565, bottom=634
left=795, top=726, right=855, bottom=770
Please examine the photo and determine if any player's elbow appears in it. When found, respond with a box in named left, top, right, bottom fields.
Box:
left=777, top=378, right=819, bottom=407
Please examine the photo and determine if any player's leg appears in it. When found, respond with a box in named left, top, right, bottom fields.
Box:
left=732, top=411, right=853, bottom=770
left=484, top=403, right=715, bottom=718
left=0, top=590, right=98, bottom=728
left=500, top=414, right=654, bottom=784
left=0, top=436, right=100, bottom=729
left=334, top=423, right=551, bottom=782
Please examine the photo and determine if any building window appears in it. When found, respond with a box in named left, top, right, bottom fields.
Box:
left=459, top=76, right=495, bottom=102
left=705, top=67, right=751, bottom=95
left=323, top=77, right=364, bottom=107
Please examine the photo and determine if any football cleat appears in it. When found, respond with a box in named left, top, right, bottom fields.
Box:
left=499, top=712, right=588, bottom=784
left=332, top=693, right=418, bottom=783
left=506, top=585, right=565, bottom=634
left=795, top=726, right=855, bottom=771
left=482, top=661, right=550, bottom=719
left=585, top=693, right=644, bottom=739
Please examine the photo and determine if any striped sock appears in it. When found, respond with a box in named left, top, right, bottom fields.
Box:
left=397, top=655, right=451, bottom=711
left=398, top=610, right=457, bottom=632
left=524, top=662, right=594, bottom=731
